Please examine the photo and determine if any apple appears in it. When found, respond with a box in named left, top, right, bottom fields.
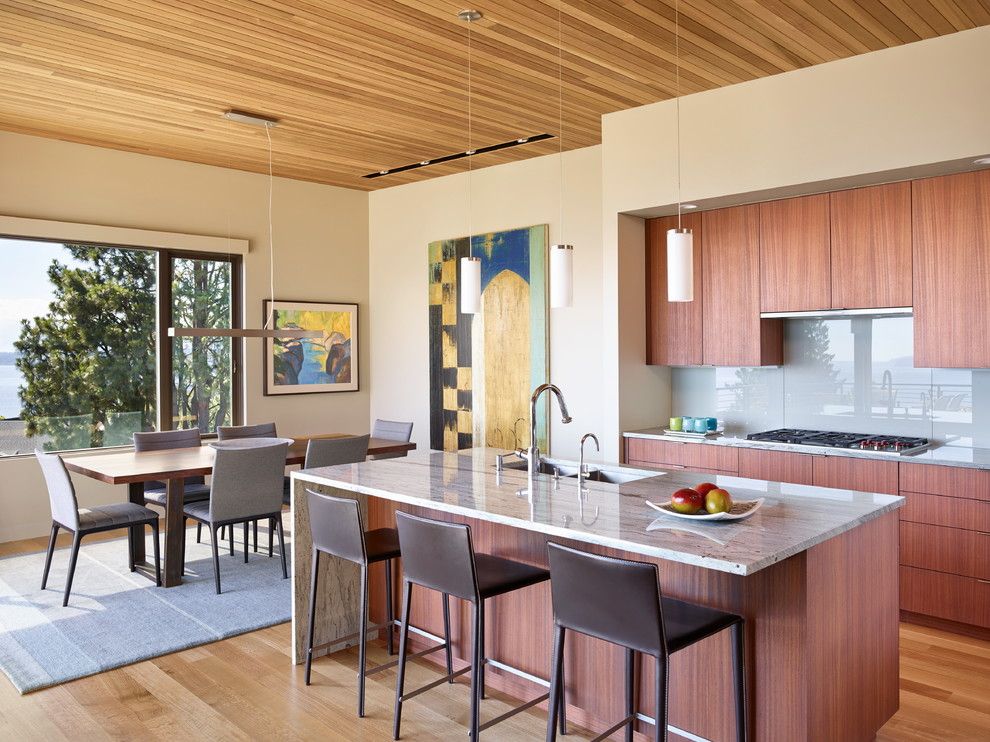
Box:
left=695, top=482, right=719, bottom=497
left=671, top=487, right=704, bottom=515
left=705, top=488, right=733, bottom=514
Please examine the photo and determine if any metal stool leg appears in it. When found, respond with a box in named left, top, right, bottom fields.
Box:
left=305, top=549, right=320, bottom=685
left=732, top=621, right=747, bottom=742
left=385, top=558, right=395, bottom=655
left=545, top=624, right=566, bottom=742
left=478, top=599, right=486, bottom=700
left=442, top=593, right=453, bottom=681
left=392, top=580, right=413, bottom=740
left=357, top=563, right=369, bottom=718
left=625, top=648, right=636, bottom=742
left=243, top=522, right=249, bottom=563
left=469, top=601, right=482, bottom=742
left=654, top=656, right=668, bottom=742
left=151, top=520, right=161, bottom=587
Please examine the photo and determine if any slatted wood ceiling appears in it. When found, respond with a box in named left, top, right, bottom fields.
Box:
left=0, top=1, right=986, bottom=190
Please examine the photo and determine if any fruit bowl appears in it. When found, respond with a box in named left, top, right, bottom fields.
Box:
left=645, top=498, right=765, bottom=521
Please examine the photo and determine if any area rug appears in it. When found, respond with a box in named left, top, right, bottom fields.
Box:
left=0, top=524, right=291, bottom=693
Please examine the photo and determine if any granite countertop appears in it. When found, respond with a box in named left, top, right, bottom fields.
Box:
left=623, top=427, right=990, bottom=470
left=293, top=448, right=902, bottom=577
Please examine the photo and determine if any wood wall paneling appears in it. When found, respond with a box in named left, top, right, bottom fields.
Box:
left=900, top=566, right=990, bottom=629
left=702, top=204, right=783, bottom=366
left=829, top=182, right=913, bottom=309
left=899, top=521, right=990, bottom=581
left=812, top=455, right=899, bottom=495
left=646, top=214, right=703, bottom=366
left=912, top=170, right=990, bottom=368
left=737, top=448, right=814, bottom=485
left=899, top=462, right=990, bottom=501
left=759, top=194, right=832, bottom=312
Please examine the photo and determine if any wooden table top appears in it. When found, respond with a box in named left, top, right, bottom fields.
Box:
left=63, top=434, right=417, bottom=485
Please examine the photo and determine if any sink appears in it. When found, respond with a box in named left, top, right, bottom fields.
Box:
left=499, top=458, right=581, bottom=477
left=497, top=457, right=650, bottom=484
left=579, top=468, right=651, bottom=484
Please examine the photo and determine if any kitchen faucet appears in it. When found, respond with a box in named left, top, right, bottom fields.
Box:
left=578, top=432, right=599, bottom=482
left=521, top=383, right=572, bottom=483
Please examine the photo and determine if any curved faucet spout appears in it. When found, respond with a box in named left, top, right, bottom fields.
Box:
left=526, top=383, right=572, bottom=484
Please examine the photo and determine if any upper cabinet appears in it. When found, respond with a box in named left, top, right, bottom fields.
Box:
left=759, top=194, right=831, bottom=312
left=703, top=205, right=783, bottom=366
left=913, top=170, right=990, bottom=369
left=646, top=213, right=703, bottom=366
left=829, top=182, right=912, bottom=310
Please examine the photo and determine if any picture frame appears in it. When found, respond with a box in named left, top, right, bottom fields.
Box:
left=263, top=300, right=359, bottom=395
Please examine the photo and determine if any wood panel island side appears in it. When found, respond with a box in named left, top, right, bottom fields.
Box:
left=290, top=449, right=902, bottom=742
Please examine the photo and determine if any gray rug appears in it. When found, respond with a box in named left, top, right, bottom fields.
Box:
left=0, top=524, right=291, bottom=693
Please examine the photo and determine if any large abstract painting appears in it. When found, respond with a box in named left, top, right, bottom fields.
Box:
left=428, top=225, right=548, bottom=452
left=264, top=300, right=358, bottom=395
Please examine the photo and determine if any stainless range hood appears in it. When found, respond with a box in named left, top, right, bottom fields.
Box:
left=759, top=306, right=913, bottom=319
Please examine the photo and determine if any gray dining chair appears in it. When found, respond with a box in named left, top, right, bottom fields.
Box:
left=181, top=439, right=290, bottom=594
left=133, top=428, right=211, bottom=543
left=36, top=449, right=161, bottom=606
left=370, top=419, right=413, bottom=460
left=216, top=422, right=281, bottom=550
left=285, top=435, right=370, bottom=506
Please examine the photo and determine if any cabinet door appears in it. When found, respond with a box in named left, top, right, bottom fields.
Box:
left=624, top=438, right=738, bottom=473
left=812, top=456, right=899, bottom=495
left=737, top=448, right=814, bottom=485
left=760, top=194, right=831, bottom=312
left=913, top=170, right=990, bottom=368
left=646, top=213, right=703, bottom=365
left=702, top=205, right=783, bottom=366
left=900, top=566, right=990, bottom=628
left=829, top=182, right=912, bottom=309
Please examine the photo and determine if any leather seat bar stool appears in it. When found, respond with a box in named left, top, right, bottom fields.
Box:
left=305, top=491, right=454, bottom=718
left=392, top=511, right=564, bottom=741
left=545, top=542, right=747, bottom=742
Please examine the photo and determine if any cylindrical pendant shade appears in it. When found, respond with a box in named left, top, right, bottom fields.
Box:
left=666, top=228, right=694, bottom=302
left=460, top=256, right=482, bottom=314
left=549, top=243, right=574, bottom=308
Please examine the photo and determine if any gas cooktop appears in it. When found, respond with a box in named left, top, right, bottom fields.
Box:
left=746, top=429, right=930, bottom=456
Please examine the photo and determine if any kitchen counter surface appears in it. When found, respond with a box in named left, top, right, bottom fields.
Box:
left=624, top=427, right=990, bottom=470
left=293, top=447, right=902, bottom=576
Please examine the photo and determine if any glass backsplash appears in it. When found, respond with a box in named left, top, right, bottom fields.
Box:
left=670, top=316, right=990, bottom=446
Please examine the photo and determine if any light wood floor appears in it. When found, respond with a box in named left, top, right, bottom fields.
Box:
left=1, top=534, right=988, bottom=740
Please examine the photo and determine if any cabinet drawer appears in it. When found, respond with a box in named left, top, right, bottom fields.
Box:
left=899, top=463, right=990, bottom=501
left=812, top=456, right=899, bottom=495
left=624, top=439, right=738, bottom=473
left=737, top=448, right=814, bottom=485
left=899, top=521, right=990, bottom=580
left=900, top=566, right=990, bottom=629
left=900, top=491, right=990, bottom=531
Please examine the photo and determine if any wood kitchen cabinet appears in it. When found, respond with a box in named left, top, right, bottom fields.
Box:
left=913, top=170, right=990, bottom=368
left=760, top=194, right=831, bottom=312
left=829, top=182, right=912, bottom=309
left=702, top=205, right=783, bottom=366
left=624, top=437, right=738, bottom=473
left=737, top=448, right=814, bottom=485
left=646, top=213, right=703, bottom=365
left=812, top=455, right=899, bottom=495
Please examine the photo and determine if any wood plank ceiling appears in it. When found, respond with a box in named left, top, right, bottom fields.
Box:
left=0, top=1, right=987, bottom=191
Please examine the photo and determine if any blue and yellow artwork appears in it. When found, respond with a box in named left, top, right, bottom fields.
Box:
left=264, top=301, right=359, bottom=395
left=428, top=225, right=548, bottom=452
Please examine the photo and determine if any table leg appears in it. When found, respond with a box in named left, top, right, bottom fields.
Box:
left=163, top=478, right=186, bottom=587
left=127, top=482, right=146, bottom=566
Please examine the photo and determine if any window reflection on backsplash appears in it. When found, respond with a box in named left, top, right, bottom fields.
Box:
left=670, top=317, right=990, bottom=446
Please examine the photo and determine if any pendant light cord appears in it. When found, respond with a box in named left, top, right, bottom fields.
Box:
left=264, top=122, right=276, bottom=329
left=675, top=0, right=682, bottom=230
left=558, top=0, right=564, bottom=244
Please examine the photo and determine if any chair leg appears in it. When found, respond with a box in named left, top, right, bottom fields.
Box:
left=545, top=624, right=566, bottom=742
left=469, top=601, right=482, bottom=742
left=357, top=563, right=369, bottom=718
left=228, top=524, right=234, bottom=557
left=150, top=520, right=162, bottom=587
left=442, top=592, right=453, bottom=681
left=384, top=558, right=395, bottom=655
left=196, top=521, right=202, bottom=544
left=478, top=599, right=485, bottom=700
left=181, top=517, right=188, bottom=575
left=253, top=519, right=258, bottom=553
left=654, top=656, right=668, bottom=742
left=62, top=532, right=82, bottom=607
left=559, top=643, right=567, bottom=736
left=276, top=514, right=288, bottom=579
left=210, top=525, right=222, bottom=595
left=41, top=522, right=59, bottom=589
left=305, top=550, right=320, bottom=686
left=243, top=522, right=249, bottom=564
left=268, top=517, right=274, bottom=558
left=392, top=580, right=413, bottom=740
left=732, top=621, right=747, bottom=742
left=625, top=648, right=636, bottom=742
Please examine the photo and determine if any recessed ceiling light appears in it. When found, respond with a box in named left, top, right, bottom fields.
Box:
left=420, top=160, right=431, bottom=166
left=517, top=138, right=529, bottom=144
left=974, top=157, right=990, bottom=166
left=223, top=110, right=279, bottom=128
left=379, top=170, right=389, bottom=175
left=681, top=203, right=698, bottom=209
left=466, top=149, right=476, bottom=155
left=457, top=9, right=482, bottom=22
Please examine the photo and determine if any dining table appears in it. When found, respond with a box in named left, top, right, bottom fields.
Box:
left=63, top=433, right=417, bottom=587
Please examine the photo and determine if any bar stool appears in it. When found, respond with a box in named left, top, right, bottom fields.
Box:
left=304, top=490, right=453, bottom=717
left=545, top=542, right=747, bottom=742
left=392, top=510, right=564, bottom=741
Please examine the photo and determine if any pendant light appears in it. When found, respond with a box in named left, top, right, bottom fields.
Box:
left=549, top=0, right=573, bottom=309
left=169, top=112, right=319, bottom=339
left=666, top=0, right=694, bottom=303
left=459, top=9, right=482, bottom=315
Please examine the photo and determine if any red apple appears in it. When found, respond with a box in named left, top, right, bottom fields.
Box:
left=671, top=487, right=704, bottom=515
left=704, top=488, right=733, bottom=514
left=695, top=482, right=719, bottom=497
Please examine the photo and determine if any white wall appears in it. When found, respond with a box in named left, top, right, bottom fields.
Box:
left=368, top=146, right=603, bottom=460
left=0, top=131, right=369, bottom=541
left=601, top=26, right=990, bottom=459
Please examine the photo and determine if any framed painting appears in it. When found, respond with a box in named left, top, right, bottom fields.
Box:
left=263, top=300, right=358, bottom=395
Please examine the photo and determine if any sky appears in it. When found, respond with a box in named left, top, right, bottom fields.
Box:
left=0, top=238, right=83, bottom=353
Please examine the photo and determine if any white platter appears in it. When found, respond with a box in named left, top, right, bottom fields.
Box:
left=645, top=498, right=765, bottom=522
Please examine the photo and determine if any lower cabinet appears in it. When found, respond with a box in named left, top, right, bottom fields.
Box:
left=900, top=566, right=990, bottom=629
left=624, top=438, right=738, bottom=474
left=736, top=448, right=813, bottom=485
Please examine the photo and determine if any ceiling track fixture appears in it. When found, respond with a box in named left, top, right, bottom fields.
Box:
left=363, top=133, right=553, bottom=179
left=222, top=109, right=279, bottom=128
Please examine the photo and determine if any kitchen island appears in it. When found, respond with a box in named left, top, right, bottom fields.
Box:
left=291, top=448, right=903, bottom=741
